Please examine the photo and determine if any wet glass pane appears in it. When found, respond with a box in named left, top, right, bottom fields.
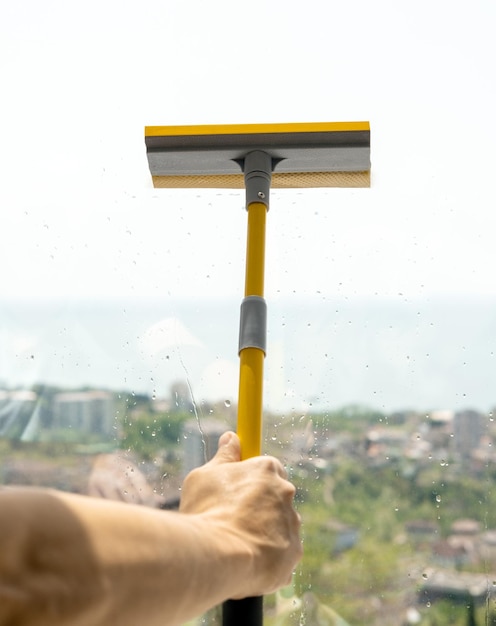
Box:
left=2, top=1, right=496, bottom=625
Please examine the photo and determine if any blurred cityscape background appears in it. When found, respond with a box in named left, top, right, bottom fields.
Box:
left=2, top=365, right=496, bottom=624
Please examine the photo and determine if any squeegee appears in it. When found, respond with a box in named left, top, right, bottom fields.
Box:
left=144, top=121, right=370, bottom=625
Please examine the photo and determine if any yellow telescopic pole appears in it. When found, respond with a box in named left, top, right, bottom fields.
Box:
left=224, top=151, right=271, bottom=626
left=237, top=201, right=267, bottom=460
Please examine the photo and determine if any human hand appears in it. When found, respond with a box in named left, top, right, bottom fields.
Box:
left=179, top=431, right=302, bottom=598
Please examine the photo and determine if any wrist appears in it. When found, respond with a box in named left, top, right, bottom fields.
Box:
left=186, top=512, right=256, bottom=600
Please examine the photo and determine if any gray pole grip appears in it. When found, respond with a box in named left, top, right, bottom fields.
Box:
left=238, top=296, right=267, bottom=355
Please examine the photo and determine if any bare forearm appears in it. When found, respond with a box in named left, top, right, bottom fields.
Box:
left=0, top=488, right=250, bottom=626
left=0, top=434, right=302, bottom=625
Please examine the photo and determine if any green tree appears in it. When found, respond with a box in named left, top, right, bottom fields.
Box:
left=120, top=410, right=191, bottom=459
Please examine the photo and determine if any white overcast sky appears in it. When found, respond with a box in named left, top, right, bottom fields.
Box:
left=1, top=0, right=496, bottom=412
left=1, top=0, right=495, bottom=301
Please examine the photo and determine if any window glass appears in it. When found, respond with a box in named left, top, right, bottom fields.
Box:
left=2, top=2, right=496, bottom=625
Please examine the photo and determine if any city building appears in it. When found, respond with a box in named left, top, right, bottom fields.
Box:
left=182, top=418, right=227, bottom=477
left=52, top=390, right=115, bottom=438
left=452, top=410, right=486, bottom=459
left=0, top=390, right=38, bottom=439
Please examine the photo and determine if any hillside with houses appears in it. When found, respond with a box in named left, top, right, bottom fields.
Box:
left=2, top=385, right=496, bottom=624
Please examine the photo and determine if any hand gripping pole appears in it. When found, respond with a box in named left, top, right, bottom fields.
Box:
left=222, top=151, right=272, bottom=626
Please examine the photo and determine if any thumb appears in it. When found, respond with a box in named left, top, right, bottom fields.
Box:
left=210, top=431, right=241, bottom=464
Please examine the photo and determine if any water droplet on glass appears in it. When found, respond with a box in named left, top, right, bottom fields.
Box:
left=436, top=495, right=441, bottom=503
left=224, top=400, right=231, bottom=408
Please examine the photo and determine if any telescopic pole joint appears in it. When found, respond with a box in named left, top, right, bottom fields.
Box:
left=238, top=296, right=267, bottom=354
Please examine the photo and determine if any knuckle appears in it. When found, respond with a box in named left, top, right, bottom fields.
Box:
left=285, top=481, right=296, bottom=495
left=280, top=480, right=296, bottom=502
left=264, top=455, right=280, bottom=468
left=259, top=456, right=288, bottom=478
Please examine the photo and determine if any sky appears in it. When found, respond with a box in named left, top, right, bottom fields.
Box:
left=1, top=0, right=496, bottom=413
